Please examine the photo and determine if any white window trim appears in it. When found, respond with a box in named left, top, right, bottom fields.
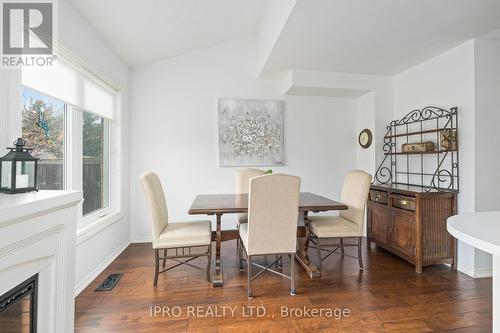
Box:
left=77, top=112, right=121, bottom=241
left=75, top=109, right=115, bottom=234
left=66, top=105, right=81, bottom=192
left=80, top=113, right=110, bottom=215
left=77, top=209, right=122, bottom=245
left=1, top=70, right=22, bottom=153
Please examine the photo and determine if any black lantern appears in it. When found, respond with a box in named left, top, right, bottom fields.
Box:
left=0, top=138, right=39, bottom=194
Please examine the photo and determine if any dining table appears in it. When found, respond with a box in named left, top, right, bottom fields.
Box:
left=188, top=192, right=348, bottom=287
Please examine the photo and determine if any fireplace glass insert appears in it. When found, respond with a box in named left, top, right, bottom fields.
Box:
left=0, top=274, right=37, bottom=333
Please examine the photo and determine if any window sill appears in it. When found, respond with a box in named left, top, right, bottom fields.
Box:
left=76, top=209, right=123, bottom=245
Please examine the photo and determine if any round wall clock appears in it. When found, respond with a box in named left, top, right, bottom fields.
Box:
left=358, top=129, right=373, bottom=149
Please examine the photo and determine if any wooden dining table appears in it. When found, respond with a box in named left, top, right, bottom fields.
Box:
left=188, top=192, right=347, bottom=287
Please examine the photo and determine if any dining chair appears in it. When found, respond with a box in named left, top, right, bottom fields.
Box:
left=235, top=168, right=266, bottom=225
left=307, top=170, right=372, bottom=271
left=238, top=174, right=301, bottom=299
left=235, top=168, right=266, bottom=255
left=140, top=171, right=212, bottom=286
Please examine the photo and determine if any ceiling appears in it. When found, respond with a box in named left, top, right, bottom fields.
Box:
left=70, top=0, right=500, bottom=75
left=481, top=28, right=500, bottom=41
left=68, top=0, right=265, bottom=66
left=259, top=0, right=500, bottom=77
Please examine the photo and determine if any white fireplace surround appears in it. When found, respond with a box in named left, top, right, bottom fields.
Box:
left=0, top=191, right=82, bottom=333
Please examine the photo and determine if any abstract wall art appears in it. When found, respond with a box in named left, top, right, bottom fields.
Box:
left=218, top=98, right=285, bottom=167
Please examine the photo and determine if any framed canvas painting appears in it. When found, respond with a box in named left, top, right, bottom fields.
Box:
left=218, top=98, right=285, bottom=167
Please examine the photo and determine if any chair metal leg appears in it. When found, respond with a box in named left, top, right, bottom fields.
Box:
left=207, top=243, right=212, bottom=282
left=239, top=238, right=244, bottom=271
left=236, top=230, right=240, bottom=257
left=247, top=255, right=253, bottom=299
left=154, top=249, right=160, bottom=286
left=358, top=237, right=363, bottom=270
left=163, top=249, right=167, bottom=267
left=290, top=254, right=296, bottom=296
left=316, top=237, right=322, bottom=272
left=275, top=254, right=283, bottom=271
left=340, top=238, right=345, bottom=254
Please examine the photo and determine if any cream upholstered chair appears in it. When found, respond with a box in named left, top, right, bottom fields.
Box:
left=238, top=174, right=301, bottom=299
left=235, top=168, right=266, bottom=225
left=307, top=170, right=372, bottom=271
left=140, top=171, right=212, bottom=286
left=235, top=168, right=266, bottom=257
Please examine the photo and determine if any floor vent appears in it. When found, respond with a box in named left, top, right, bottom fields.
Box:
left=95, top=273, right=123, bottom=292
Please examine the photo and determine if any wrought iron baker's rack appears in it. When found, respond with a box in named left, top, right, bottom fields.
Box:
left=373, top=106, right=459, bottom=192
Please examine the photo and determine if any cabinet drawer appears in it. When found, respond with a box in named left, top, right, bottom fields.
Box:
left=391, top=195, right=416, bottom=211
left=370, top=190, right=388, bottom=205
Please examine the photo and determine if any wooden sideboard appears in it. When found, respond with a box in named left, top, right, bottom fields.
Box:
left=367, top=184, right=457, bottom=273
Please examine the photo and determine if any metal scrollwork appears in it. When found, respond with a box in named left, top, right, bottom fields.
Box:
left=373, top=106, right=459, bottom=192
left=427, top=169, right=454, bottom=192
left=391, top=106, right=453, bottom=127
left=373, top=126, right=394, bottom=185
left=382, top=126, right=392, bottom=153
left=374, top=166, right=392, bottom=185
left=425, top=150, right=454, bottom=192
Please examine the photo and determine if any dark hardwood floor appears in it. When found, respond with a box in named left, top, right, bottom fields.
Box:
left=75, top=239, right=492, bottom=332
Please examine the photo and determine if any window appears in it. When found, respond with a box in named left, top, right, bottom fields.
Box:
left=21, top=87, right=111, bottom=216
left=21, top=87, right=65, bottom=190
left=21, top=54, right=118, bottom=227
left=82, top=112, right=109, bottom=215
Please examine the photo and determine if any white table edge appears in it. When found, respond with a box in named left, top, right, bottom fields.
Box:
left=447, top=221, right=500, bottom=257
left=447, top=212, right=499, bottom=333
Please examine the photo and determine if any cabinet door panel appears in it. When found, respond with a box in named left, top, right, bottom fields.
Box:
left=391, top=212, right=416, bottom=257
left=368, top=206, right=389, bottom=245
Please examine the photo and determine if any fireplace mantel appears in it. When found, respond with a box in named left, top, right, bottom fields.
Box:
left=0, top=190, right=82, bottom=333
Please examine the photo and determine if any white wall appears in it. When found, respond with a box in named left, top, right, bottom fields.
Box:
left=281, top=69, right=393, bottom=167
left=356, top=92, right=376, bottom=176
left=129, top=38, right=357, bottom=241
left=472, top=38, right=500, bottom=273
left=393, top=40, right=482, bottom=276
left=475, top=38, right=500, bottom=212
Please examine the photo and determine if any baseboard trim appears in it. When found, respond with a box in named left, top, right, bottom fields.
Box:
left=457, top=265, right=492, bottom=278
left=74, top=239, right=130, bottom=296
left=130, top=236, right=152, bottom=243
left=474, top=267, right=493, bottom=278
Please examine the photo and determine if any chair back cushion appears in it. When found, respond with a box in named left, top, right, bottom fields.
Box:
left=235, top=168, right=266, bottom=194
left=246, top=174, right=300, bottom=255
left=339, top=170, right=372, bottom=234
left=139, top=171, right=168, bottom=247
